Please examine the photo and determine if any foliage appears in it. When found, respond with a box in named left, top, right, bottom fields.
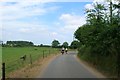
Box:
left=70, top=40, right=80, bottom=49
left=62, top=42, right=69, bottom=48
left=35, top=44, right=51, bottom=47
left=75, top=2, right=120, bottom=77
left=6, top=41, right=34, bottom=47
left=51, top=40, right=60, bottom=48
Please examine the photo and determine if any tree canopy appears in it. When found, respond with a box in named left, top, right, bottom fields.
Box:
left=62, top=42, right=69, bottom=48
left=74, top=1, right=120, bottom=77
left=6, top=41, right=34, bottom=47
left=51, top=40, right=60, bottom=48
left=70, top=40, right=79, bottom=49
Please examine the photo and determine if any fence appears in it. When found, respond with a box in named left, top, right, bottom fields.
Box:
left=2, top=63, right=5, bottom=80
left=1, top=49, right=59, bottom=79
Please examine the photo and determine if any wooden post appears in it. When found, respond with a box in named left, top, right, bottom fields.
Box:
left=43, top=50, right=44, bottom=58
left=49, top=50, right=50, bottom=55
left=118, top=51, right=120, bottom=79
left=2, top=63, right=5, bottom=80
left=46, top=50, right=47, bottom=57
left=30, top=54, right=32, bottom=64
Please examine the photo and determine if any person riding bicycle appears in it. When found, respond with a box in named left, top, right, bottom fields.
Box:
left=65, top=48, right=68, bottom=54
left=61, top=47, right=65, bottom=54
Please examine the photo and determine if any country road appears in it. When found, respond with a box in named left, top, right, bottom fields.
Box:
left=37, top=51, right=105, bottom=78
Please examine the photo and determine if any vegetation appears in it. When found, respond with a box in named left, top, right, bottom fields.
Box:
left=70, top=40, right=80, bottom=49
left=35, top=44, right=51, bottom=47
left=51, top=40, right=60, bottom=48
left=74, top=1, right=120, bottom=77
left=3, top=41, right=34, bottom=47
left=62, top=42, right=69, bottom=48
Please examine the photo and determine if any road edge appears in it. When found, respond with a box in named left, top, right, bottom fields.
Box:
left=36, top=54, right=61, bottom=78
left=76, top=55, right=106, bottom=78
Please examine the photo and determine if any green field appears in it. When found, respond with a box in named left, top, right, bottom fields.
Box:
left=2, top=47, right=59, bottom=75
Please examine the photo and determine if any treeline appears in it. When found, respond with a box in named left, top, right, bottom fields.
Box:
left=51, top=39, right=79, bottom=49
left=2, top=41, right=34, bottom=47
left=35, top=44, right=51, bottom=47
left=74, top=1, right=120, bottom=77
left=2, top=40, right=79, bottom=49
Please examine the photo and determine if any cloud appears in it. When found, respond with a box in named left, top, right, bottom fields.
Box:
left=93, top=0, right=119, bottom=4
left=1, top=1, right=60, bottom=21
left=1, top=2, right=44, bottom=21
left=1, top=2, right=87, bottom=45
left=48, top=13, right=86, bottom=44
left=93, top=0, right=105, bottom=3
left=2, top=21, right=52, bottom=44
left=84, top=4, right=94, bottom=9
left=59, top=13, right=86, bottom=32
left=19, top=28, right=30, bottom=33
left=51, top=32, right=58, bottom=35
left=1, top=1, right=60, bottom=45
left=0, top=0, right=93, bottom=2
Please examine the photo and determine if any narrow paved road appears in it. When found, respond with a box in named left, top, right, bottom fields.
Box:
left=38, top=51, right=101, bottom=78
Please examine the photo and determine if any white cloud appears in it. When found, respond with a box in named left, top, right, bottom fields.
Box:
left=1, top=1, right=60, bottom=21
left=84, top=0, right=114, bottom=10
left=93, top=0, right=105, bottom=3
left=1, top=1, right=60, bottom=44
left=93, top=0, right=119, bottom=4
left=1, top=1, right=87, bottom=45
left=2, top=22, right=52, bottom=44
left=49, top=13, right=86, bottom=44
left=59, top=13, right=86, bottom=32
left=52, top=32, right=58, bottom=35
left=0, top=0, right=56, bottom=3
left=0, top=0, right=93, bottom=2
left=19, top=28, right=30, bottom=33
left=85, top=4, right=94, bottom=9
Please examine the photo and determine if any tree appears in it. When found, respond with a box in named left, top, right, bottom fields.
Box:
left=6, top=41, right=34, bottom=47
left=86, top=3, right=106, bottom=26
left=70, top=40, right=79, bottom=49
left=51, top=40, right=60, bottom=48
left=62, top=42, right=69, bottom=48
left=74, top=1, right=119, bottom=77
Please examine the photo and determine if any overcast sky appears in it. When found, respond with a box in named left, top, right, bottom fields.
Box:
left=0, top=0, right=111, bottom=45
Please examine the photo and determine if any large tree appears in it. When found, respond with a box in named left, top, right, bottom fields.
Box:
left=86, top=3, right=106, bottom=26
left=70, top=40, right=79, bottom=49
left=51, top=40, right=60, bottom=48
left=6, top=41, right=34, bottom=47
left=74, top=1, right=120, bottom=77
left=62, top=42, right=69, bottom=48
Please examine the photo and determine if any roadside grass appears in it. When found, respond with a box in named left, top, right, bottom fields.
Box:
left=78, top=46, right=117, bottom=78
left=2, top=47, right=59, bottom=75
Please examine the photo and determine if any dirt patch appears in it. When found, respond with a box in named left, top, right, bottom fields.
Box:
left=7, top=53, right=60, bottom=78
left=76, top=56, right=106, bottom=78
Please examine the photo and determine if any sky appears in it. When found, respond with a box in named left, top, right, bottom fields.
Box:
left=0, top=0, right=114, bottom=45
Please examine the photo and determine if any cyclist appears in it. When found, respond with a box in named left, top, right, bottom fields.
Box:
left=65, top=48, right=68, bottom=54
left=61, top=47, right=64, bottom=55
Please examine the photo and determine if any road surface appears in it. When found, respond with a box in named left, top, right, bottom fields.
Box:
left=37, top=51, right=103, bottom=78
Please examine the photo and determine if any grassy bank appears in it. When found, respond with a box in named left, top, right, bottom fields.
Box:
left=78, top=45, right=117, bottom=78
left=2, top=47, right=59, bottom=75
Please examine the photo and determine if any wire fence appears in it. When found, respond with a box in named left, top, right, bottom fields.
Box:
left=0, top=64, right=1, bottom=79
left=1, top=49, right=59, bottom=79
